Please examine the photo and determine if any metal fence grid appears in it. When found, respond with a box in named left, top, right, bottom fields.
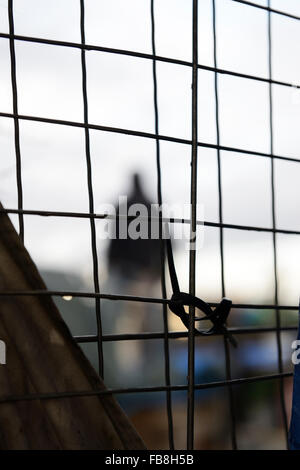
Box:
left=0, top=0, right=299, bottom=450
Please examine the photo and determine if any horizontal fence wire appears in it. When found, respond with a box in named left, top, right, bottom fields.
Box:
left=1, top=111, right=300, bottom=165
left=232, top=0, right=300, bottom=21
left=0, top=0, right=299, bottom=450
left=0, top=32, right=299, bottom=89
left=73, top=325, right=298, bottom=344
left=0, top=371, right=293, bottom=405
left=2, top=208, right=300, bottom=237
left=0, top=289, right=298, bottom=310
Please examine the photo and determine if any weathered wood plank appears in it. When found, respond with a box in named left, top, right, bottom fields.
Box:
left=0, top=204, right=146, bottom=449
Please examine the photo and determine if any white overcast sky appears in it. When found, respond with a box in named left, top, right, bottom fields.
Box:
left=1, top=0, right=300, bottom=306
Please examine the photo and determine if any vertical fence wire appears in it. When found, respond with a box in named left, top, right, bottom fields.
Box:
left=212, top=0, right=237, bottom=450
left=267, top=0, right=289, bottom=447
left=187, top=0, right=198, bottom=451
left=150, top=0, right=175, bottom=450
left=8, top=0, right=24, bottom=242
left=80, top=0, right=104, bottom=378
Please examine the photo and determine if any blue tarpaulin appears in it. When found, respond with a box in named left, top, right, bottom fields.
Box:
left=289, top=305, right=300, bottom=450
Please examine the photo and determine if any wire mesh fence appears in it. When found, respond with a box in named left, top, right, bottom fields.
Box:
left=0, top=0, right=299, bottom=450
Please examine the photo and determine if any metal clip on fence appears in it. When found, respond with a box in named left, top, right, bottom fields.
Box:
left=165, top=225, right=237, bottom=348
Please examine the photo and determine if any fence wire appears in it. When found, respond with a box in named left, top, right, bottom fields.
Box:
left=0, top=0, right=299, bottom=450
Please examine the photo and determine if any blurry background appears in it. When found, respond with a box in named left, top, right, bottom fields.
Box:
left=1, top=0, right=300, bottom=449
